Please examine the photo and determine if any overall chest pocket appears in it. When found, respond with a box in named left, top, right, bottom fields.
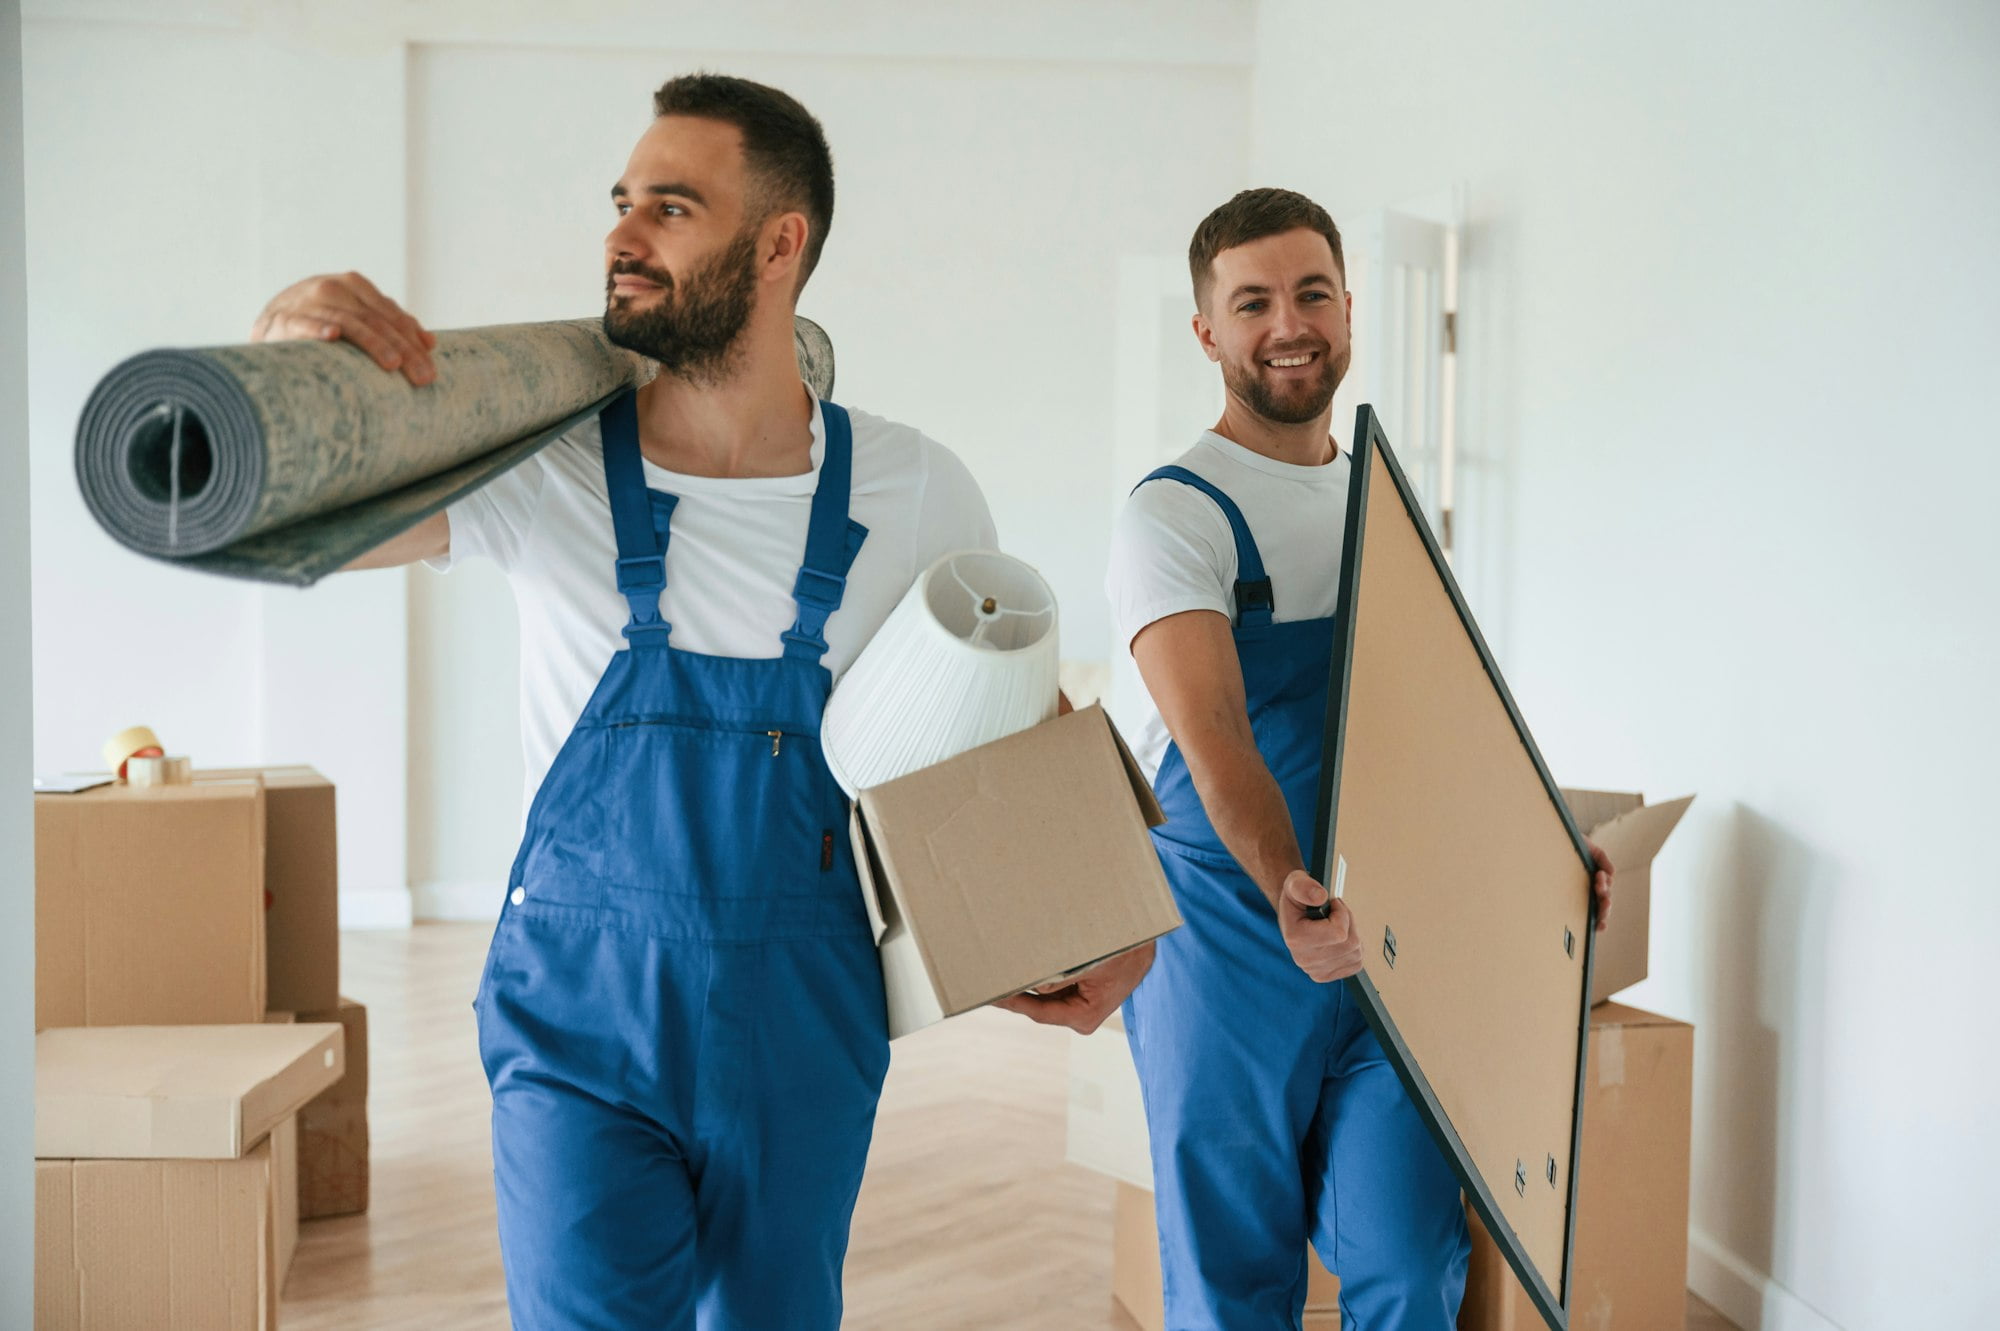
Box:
left=524, top=718, right=830, bottom=903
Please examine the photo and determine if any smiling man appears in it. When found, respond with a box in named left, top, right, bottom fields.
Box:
left=251, top=74, right=1150, bottom=1328
left=1108, top=189, right=1611, bottom=1330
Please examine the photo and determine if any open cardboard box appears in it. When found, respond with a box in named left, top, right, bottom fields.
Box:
left=1559, top=790, right=1694, bottom=1005
left=850, top=704, right=1181, bottom=1038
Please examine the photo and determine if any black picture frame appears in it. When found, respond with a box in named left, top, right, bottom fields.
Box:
left=1309, top=404, right=1600, bottom=1331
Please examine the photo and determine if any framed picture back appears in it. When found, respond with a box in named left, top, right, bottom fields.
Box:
left=1312, top=405, right=1599, bottom=1331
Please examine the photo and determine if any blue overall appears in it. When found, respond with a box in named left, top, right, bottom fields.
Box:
left=1121, top=466, right=1470, bottom=1331
left=474, top=391, right=889, bottom=1330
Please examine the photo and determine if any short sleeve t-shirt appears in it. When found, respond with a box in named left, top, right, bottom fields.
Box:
left=1104, top=430, right=1351, bottom=781
left=432, top=390, right=999, bottom=813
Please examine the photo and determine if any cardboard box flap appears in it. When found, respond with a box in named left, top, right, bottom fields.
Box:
left=1590, top=1000, right=1694, bottom=1031
left=1559, top=787, right=1643, bottom=834
left=857, top=705, right=1180, bottom=1015
left=36, top=1023, right=345, bottom=1161
left=1105, top=712, right=1167, bottom=830
left=1588, top=794, right=1694, bottom=876
left=850, top=804, right=896, bottom=947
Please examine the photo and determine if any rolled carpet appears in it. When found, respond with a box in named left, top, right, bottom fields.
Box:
left=75, top=315, right=837, bottom=586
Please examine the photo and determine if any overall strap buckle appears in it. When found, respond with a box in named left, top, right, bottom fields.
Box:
left=782, top=521, right=867, bottom=661
left=616, top=554, right=672, bottom=643
left=793, top=564, right=848, bottom=612
left=599, top=390, right=678, bottom=646
left=1235, top=576, right=1275, bottom=627
left=783, top=398, right=867, bottom=664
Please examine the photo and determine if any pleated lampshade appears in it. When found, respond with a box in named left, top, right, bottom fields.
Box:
left=823, top=549, right=1061, bottom=798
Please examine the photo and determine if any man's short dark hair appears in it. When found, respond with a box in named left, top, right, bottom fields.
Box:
left=653, top=73, right=835, bottom=289
left=1188, top=188, right=1344, bottom=310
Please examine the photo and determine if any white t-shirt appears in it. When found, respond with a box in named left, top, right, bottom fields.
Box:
left=1104, top=430, right=1351, bottom=781
left=432, top=391, right=998, bottom=813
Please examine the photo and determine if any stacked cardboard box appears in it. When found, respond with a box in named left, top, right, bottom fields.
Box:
left=35, top=766, right=346, bottom=1027
left=35, top=780, right=270, bottom=1028
left=32, top=764, right=366, bottom=1323
left=264, top=1012, right=303, bottom=1284
left=1458, top=1003, right=1693, bottom=1331
left=1450, top=791, right=1696, bottom=1330
left=34, top=1024, right=346, bottom=1330
left=1066, top=787, right=1693, bottom=1330
left=295, top=997, right=370, bottom=1218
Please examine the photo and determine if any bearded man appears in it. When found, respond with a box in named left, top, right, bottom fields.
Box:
left=252, top=73, right=1150, bottom=1329
left=1106, top=188, right=1613, bottom=1330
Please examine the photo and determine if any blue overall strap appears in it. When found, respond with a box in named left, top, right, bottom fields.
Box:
left=1134, top=466, right=1274, bottom=628
left=783, top=401, right=869, bottom=662
left=600, top=390, right=680, bottom=644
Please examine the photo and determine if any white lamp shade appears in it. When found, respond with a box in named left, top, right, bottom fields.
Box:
left=823, top=549, right=1061, bottom=797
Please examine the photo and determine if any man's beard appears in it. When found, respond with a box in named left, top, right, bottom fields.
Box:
left=602, top=226, right=759, bottom=384
left=1221, top=343, right=1349, bottom=426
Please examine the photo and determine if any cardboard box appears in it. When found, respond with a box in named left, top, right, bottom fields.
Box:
left=37, top=1137, right=279, bottom=1331
left=201, top=766, right=341, bottom=1014
left=1459, top=1002, right=1693, bottom=1331
left=1092, top=1007, right=1695, bottom=1331
left=264, top=1012, right=301, bottom=1286
left=850, top=705, right=1181, bottom=1037
left=34, top=1023, right=345, bottom=1160
left=1114, top=1181, right=1342, bottom=1331
left=1559, top=790, right=1693, bottom=1005
left=297, top=997, right=370, bottom=1219
left=35, top=780, right=267, bottom=1029
left=272, top=1112, right=300, bottom=1288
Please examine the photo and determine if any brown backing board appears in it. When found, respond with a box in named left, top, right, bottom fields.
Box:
left=1311, top=406, right=1597, bottom=1331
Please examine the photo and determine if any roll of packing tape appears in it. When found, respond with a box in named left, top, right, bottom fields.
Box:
left=126, top=755, right=193, bottom=787
left=102, top=725, right=164, bottom=780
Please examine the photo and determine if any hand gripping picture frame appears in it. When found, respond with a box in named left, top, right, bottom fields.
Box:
left=1310, top=405, right=1599, bottom=1331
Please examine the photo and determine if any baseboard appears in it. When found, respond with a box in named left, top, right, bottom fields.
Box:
left=337, top=887, right=414, bottom=930
left=412, top=879, right=505, bottom=923
left=1689, top=1230, right=1844, bottom=1331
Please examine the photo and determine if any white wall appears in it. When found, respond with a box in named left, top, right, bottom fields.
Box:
left=3, top=0, right=36, bottom=1317
left=401, top=26, right=1253, bottom=909
left=22, top=4, right=413, bottom=925
left=1252, top=3, right=2000, bottom=1328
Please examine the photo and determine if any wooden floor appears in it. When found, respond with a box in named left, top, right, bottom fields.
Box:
left=284, top=923, right=1737, bottom=1330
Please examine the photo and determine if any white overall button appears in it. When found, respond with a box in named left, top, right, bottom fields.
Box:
left=510, top=887, right=525, bottom=906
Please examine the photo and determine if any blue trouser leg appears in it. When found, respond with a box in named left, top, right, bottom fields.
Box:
left=1304, top=1003, right=1470, bottom=1331
left=1127, top=848, right=1337, bottom=1330
left=1129, top=847, right=1468, bottom=1331
left=478, top=910, right=888, bottom=1331
left=489, top=1067, right=700, bottom=1329
left=691, top=936, right=889, bottom=1328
